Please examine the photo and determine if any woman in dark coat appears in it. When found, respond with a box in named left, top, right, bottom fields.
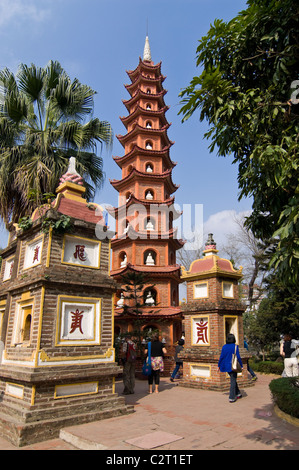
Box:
left=144, top=333, right=167, bottom=393
left=218, top=333, right=243, bottom=403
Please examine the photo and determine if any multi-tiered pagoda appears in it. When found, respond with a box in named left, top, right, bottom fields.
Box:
left=109, top=37, right=184, bottom=356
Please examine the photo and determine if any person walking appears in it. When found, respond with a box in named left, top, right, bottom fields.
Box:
left=144, top=333, right=167, bottom=394
left=170, top=339, right=184, bottom=382
left=280, top=333, right=299, bottom=377
left=121, top=333, right=137, bottom=394
left=218, top=333, right=243, bottom=403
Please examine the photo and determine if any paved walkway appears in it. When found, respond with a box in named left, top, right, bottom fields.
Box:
left=0, top=374, right=298, bottom=451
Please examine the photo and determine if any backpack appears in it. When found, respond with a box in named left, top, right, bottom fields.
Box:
left=283, top=341, right=295, bottom=358
left=126, top=342, right=137, bottom=362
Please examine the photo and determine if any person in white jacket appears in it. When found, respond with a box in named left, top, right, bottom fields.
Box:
left=280, top=333, right=299, bottom=377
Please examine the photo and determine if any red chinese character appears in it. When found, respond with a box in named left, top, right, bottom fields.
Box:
left=73, top=245, right=87, bottom=261
left=9, top=261, right=14, bottom=276
left=69, top=309, right=84, bottom=334
left=196, top=319, right=208, bottom=344
left=33, top=246, right=40, bottom=263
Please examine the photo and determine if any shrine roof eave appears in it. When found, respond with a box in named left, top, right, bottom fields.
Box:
left=116, top=123, right=172, bottom=145
left=180, top=265, right=243, bottom=281
left=126, top=58, right=162, bottom=78
left=109, top=167, right=179, bottom=193
left=122, top=89, right=167, bottom=111
left=120, top=105, right=169, bottom=126
left=110, top=232, right=185, bottom=250
left=113, top=144, right=176, bottom=169
left=110, top=262, right=181, bottom=277
left=111, top=229, right=186, bottom=249
left=124, top=74, right=166, bottom=93
left=107, top=194, right=179, bottom=213
left=180, top=301, right=246, bottom=314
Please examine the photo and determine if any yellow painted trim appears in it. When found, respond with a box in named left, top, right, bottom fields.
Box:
left=20, top=291, right=34, bottom=303
left=54, top=381, right=99, bottom=399
left=52, top=192, right=63, bottom=210
left=55, top=294, right=102, bottom=346
left=0, top=306, right=4, bottom=338
left=223, top=315, right=239, bottom=344
left=31, top=385, right=36, bottom=406
left=112, top=376, right=115, bottom=394
left=46, top=227, right=53, bottom=268
left=193, top=281, right=209, bottom=299
left=0, top=300, right=6, bottom=307
left=39, top=347, right=114, bottom=363
left=5, top=382, right=24, bottom=399
left=189, top=362, right=212, bottom=379
left=34, top=286, right=45, bottom=366
left=191, top=314, right=210, bottom=346
left=56, top=181, right=86, bottom=197
left=61, top=234, right=101, bottom=269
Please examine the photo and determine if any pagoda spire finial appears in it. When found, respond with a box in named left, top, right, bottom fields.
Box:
left=143, top=35, right=152, bottom=62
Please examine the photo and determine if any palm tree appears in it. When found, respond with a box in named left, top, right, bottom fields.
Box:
left=0, top=60, right=112, bottom=229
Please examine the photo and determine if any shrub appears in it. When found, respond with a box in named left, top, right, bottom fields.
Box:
left=269, top=378, right=299, bottom=419
left=249, top=359, right=284, bottom=375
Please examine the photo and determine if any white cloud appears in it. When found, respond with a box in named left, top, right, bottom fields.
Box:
left=0, top=0, right=50, bottom=27
left=203, top=209, right=252, bottom=247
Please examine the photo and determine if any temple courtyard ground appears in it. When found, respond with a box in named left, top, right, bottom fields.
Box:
left=0, top=373, right=298, bottom=451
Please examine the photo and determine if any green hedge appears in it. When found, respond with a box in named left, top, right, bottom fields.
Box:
left=269, top=377, right=299, bottom=419
left=249, top=359, right=284, bottom=375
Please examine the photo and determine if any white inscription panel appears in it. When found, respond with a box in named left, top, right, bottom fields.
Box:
left=55, top=381, right=98, bottom=398
left=62, top=235, right=100, bottom=268
left=24, top=237, right=43, bottom=269
left=57, top=296, right=101, bottom=346
left=190, top=365, right=211, bottom=378
left=191, top=315, right=210, bottom=346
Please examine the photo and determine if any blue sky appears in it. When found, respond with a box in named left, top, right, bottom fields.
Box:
left=0, top=0, right=251, bottom=251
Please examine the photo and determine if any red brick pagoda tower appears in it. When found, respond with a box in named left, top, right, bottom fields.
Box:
left=109, top=37, right=184, bottom=359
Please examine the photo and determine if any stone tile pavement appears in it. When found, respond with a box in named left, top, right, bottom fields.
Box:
left=0, top=373, right=298, bottom=451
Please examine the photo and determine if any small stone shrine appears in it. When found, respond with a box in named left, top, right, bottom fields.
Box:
left=180, top=234, right=253, bottom=391
left=0, top=159, right=132, bottom=447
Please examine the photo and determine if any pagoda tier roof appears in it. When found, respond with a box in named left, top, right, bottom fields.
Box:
left=181, top=254, right=243, bottom=281
left=110, top=226, right=185, bottom=249
left=120, top=104, right=169, bottom=128
left=114, top=305, right=182, bottom=319
left=110, top=262, right=181, bottom=280
left=109, top=167, right=179, bottom=194
left=116, top=123, right=173, bottom=148
left=126, top=58, right=163, bottom=81
left=107, top=194, right=182, bottom=220
left=113, top=143, right=177, bottom=169
left=122, top=88, right=167, bottom=112
left=125, top=73, right=166, bottom=95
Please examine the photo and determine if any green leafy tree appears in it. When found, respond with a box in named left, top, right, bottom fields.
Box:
left=119, top=271, right=157, bottom=359
left=0, top=60, right=112, bottom=228
left=179, top=0, right=299, bottom=284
